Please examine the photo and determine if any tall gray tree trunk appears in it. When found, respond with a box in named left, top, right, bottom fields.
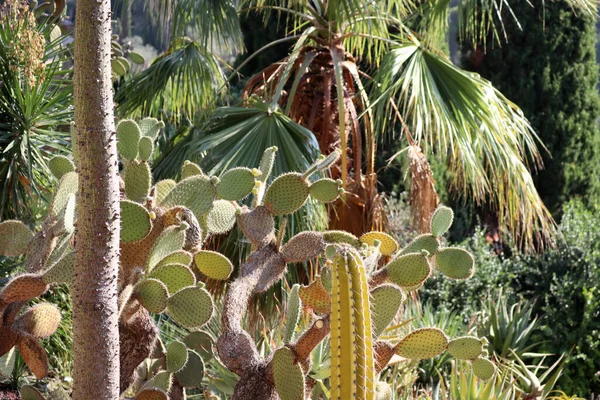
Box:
left=72, top=0, right=120, bottom=397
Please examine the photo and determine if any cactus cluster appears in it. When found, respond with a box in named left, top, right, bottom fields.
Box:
left=0, top=118, right=496, bottom=400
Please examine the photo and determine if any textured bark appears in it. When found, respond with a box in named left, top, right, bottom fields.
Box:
left=72, top=0, right=120, bottom=397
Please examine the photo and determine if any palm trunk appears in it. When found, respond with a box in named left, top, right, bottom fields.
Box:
left=72, top=0, right=120, bottom=397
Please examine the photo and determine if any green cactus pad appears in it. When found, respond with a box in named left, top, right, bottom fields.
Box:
left=194, top=250, right=233, bottom=281
left=183, top=331, right=215, bottom=361
left=18, top=334, right=49, bottom=379
left=430, top=205, right=454, bottom=237
left=129, top=51, right=145, bottom=65
left=19, top=385, right=46, bottom=400
left=258, top=146, right=277, bottom=182
left=111, top=58, right=127, bottom=76
left=435, top=248, right=475, bottom=280
left=386, top=253, right=431, bottom=288
left=45, top=232, right=73, bottom=275
left=175, top=349, right=204, bottom=388
left=139, top=117, right=162, bottom=139
left=146, top=225, right=186, bottom=271
left=281, top=231, right=325, bottom=263
left=202, top=200, right=236, bottom=235
left=0, top=220, right=34, bottom=257
left=118, top=56, right=131, bottom=72
left=121, top=200, right=152, bottom=242
left=14, top=303, right=61, bottom=338
left=447, top=336, right=484, bottom=360
left=371, top=284, right=405, bottom=339
left=43, top=251, right=75, bottom=285
left=124, top=160, right=152, bottom=203
left=399, top=234, right=439, bottom=256
left=154, top=180, right=176, bottom=205
left=156, top=251, right=193, bottom=269
left=59, top=193, right=76, bottom=234
left=264, top=173, right=310, bottom=216
left=309, top=178, right=340, bottom=203
left=273, top=347, right=305, bottom=400
left=375, top=381, right=393, bottom=400
left=283, top=284, right=302, bottom=344
left=134, top=279, right=168, bottom=314
left=145, top=370, right=172, bottom=392
left=166, top=340, right=188, bottom=373
left=117, top=119, right=141, bottom=160
left=48, top=155, right=75, bottom=180
left=216, top=167, right=255, bottom=201
left=180, top=161, right=203, bottom=180
left=320, top=267, right=332, bottom=292
left=135, top=388, right=168, bottom=400
left=471, top=357, right=496, bottom=380
left=138, top=136, right=154, bottom=162
left=161, top=175, right=216, bottom=218
left=167, top=286, right=213, bottom=329
left=50, top=171, right=78, bottom=219
left=323, top=230, right=361, bottom=248
left=360, top=231, right=399, bottom=256
left=298, top=279, right=331, bottom=314
left=0, top=274, right=47, bottom=303
left=394, top=328, right=449, bottom=359
left=149, top=264, right=196, bottom=295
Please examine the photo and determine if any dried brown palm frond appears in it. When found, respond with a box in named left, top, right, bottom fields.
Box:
left=407, top=145, right=439, bottom=233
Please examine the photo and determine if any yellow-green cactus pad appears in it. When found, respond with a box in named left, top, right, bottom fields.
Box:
left=156, top=250, right=193, bottom=269
left=202, top=200, right=236, bottom=235
left=0, top=220, right=33, bottom=257
left=129, top=51, right=145, bottom=65
left=134, top=279, right=168, bottom=314
left=147, top=225, right=186, bottom=271
left=117, top=119, right=141, bottom=160
left=447, top=336, right=484, bottom=360
left=175, top=349, right=204, bottom=388
left=273, top=347, right=305, bottom=400
left=360, top=232, right=399, bottom=256
left=135, top=388, right=168, bottom=400
left=435, top=248, right=475, bottom=280
left=124, top=160, right=152, bottom=203
left=144, top=370, right=172, bottom=392
left=403, top=282, right=424, bottom=292
left=385, top=253, right=431, bottom=288
left=183, top=331, right=215, bottom=361
left=258, top=146, right=277, bottom=182
left=375, top=381, right=393, bottom=400
left=217, top=167, right=255, bottom=201
left=48, top=155, right=75, bottom=180
left=430, top=205, right=454, bottom=237
left=399, top=234, right=439, bottom=257
left=121, top=200, right=152, bottom=242
left=180, top=161, right=203, bottom=180
left=283, top=284, right=302, bottom=344
left=14, top=303, right=61, bottom=338
left=309, top=178, right=340, bottom=203
left=149, top=264, right=196, bottom=295
left=19, top=385, right=46, bottom=400
left=139, top=117, right=163, bottom=139
left=371, top=284, right=405, bottom=339
left=167, top=286, right=213, bottom=329
left=154, top=179, right=176, bottom=205
left=43, top=251, right=75, bottom=285
left=0, top=274, right=47, bottom=303
left=194, top=250, right=233, bottom=281
left=281, top=231, right=325, bottom=263
left=394, top=328, right=448, bottom=359
left=323, top=230, right=361, bottom=248
left=161, top=175, right=216, bottom=218
left=50, top=171, right=78, bottom=219
left=471, top=357, right=496, bottom=380
left=298, top=278, right=331, bottom=314
left=320, top=267, right=332, bottom=292
left=112, top=58, right=127, bottom=76
left=166, top=340, right=188, bottom=373
left=264, top=173, right=310, bottom=216
left=59, top=193, right=76, bottom=234
left=138, top=136, right=154, bottom=162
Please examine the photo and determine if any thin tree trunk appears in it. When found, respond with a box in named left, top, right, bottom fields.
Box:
left=72, top=0, right=120, bottom=397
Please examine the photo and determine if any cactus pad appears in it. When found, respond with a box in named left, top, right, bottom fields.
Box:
left=435, top=248, right=475, bottom=280
left=154, top=180, right=176, bottom=205
left=138, top=136, right=154, bottom=162
left=149, top=264, right=196, bottom=294
left=139, top=117, right=162, bottom=139
left=124, top=160, right=152, bottom=203
left=236, top=206, right=275, bottom=246
left=430, top=205, right=453, bottom=237
left=273, top=347, right=305, bottom=400
left=50, top=172, right=78, bottom=219
left=14, top=303, right=61, bottom=338
left=309, top=178, right=340, bottom=203
left=202, top=200, right=237, bottom=235
left=217, top=167, right=255, bottom=201
left=194, top=250, right=233, bottom=281
left=385, top=253, right=431, bottom=288
left=43, top=251, right=75, bottom=285
left=323, top=230, right=361, bottom=248
left=156, top=250, right=193, bottom=269
left=121, top=200, right=152, bottom=242
left=161, top=175, right=216, bottom=218
left=147, top=225, right=186, bottom=271
left=0, top=327, right=19, bottom=357
left=167, top=286, right=213, bottom=329
left=19, top=385, right=46, bottom=400
left=359, top=232, right=398, bottom=256
left=180, top=161, right=203, bottom=180
left=298, top=279, right=331, bottom=314
left=0, top=274, right=48, bottom=303
left=117, top=119, right=141, bottom=160
left=59, top=193, right=76, bottom=234
left=258, top=146, right=277, bottom=182
left=375, top=381, right=393, bottom=400
left=0, top=220, right=33, bottom=256
left=134, top=279, right=168, bottom=314
left=264, top=173, right=310, bottom=215
left=183, top=331, right=215, bottom=361
left=471, top=357, right=496, bottom=380
left=166, top=340, right=188, bottom=373
left=144, top=370, right=172, bottom=392
left=48, top=155, right=75, bottom=180
left=371, top=284, right=405, bottom=339
left=394, top=328, right=448, bottom=359
left=175, top=349, right=204, bottom=388
left=135, top=388, right=168, bottom=400
left=18, top=334, right=49, bottom=379
left=281, top=231, right=325, bottom=263
left=283, top=284, right=302, bottom=344
left=399, top=234, right=439, bottom=256
left=447, top=336, right=484, bottom=360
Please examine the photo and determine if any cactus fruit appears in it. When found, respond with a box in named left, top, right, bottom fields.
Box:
left=394, top=328, right=448, bottom=359
left=385, top=253, right=431, bottom=288
left=166, top=340, right=188, bottom=373
left=20, top=385, right=46, bottom=400
left=154, top=179, right=176, bottom=204
left=447, top=336, right=484, bottom=360
left=298, top=278, right=331, bottom=314
left=0, top=220, right=34, bottom=256
left=370, top=284, right=405, bottom=339
left=134, top=279, right=168, bottom=314
left=194, top=250, right=233, bottom=281
left=470, top=357, right=496, bottom=380
left=155, top=251, right=193, bottom=269
left=430, top=205, right=454, bottom=237
left=42, top=251, right=75, bottom=285
left=161, top=175, right=216, bottom=218
left=0, top=274, right=48, bottom=303
left=146, top=225, right=186, bottom=271
left=135, top=388, right=168, bottom=400
left=309, top=178, right=340, bottom=203
left=125, top=160, right=152, bottom=203
left=175, top=349, right=204, bottom=387
left=217, top=167, right=255, bottom=201
left=180, top=161, right=203, bottom=180
left=283, top=284, right=302, bottom=344
left=263, top=173, right=310, bottom=215
left=149, top=264, right=196, bottom=294
left=48, top=155, right=75, bottom=180
left=202, top=200, right=237, bottom=234
left=166, top=286, right=213, bottom=329
left=138, top=136, right=155, bottom=162
left=121, top=200, right=152, bottom=242
left=50, top=171, right=78, bottom=219
left=183, top=331, right=215, bottom=361
left=281, top=231, right=326, bottom=263
left=323, top=230, right=362, bottom=248
left=273, top=347, right=305, bottom=400
left=18, top=334, right=49, bottom=378
left=14, top=303, right=61, bottom=338
left=359, top=232, right=398, bottom=256
left=435, top=248, right=475, bottom=280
